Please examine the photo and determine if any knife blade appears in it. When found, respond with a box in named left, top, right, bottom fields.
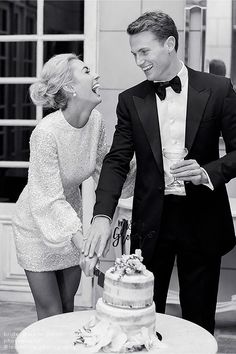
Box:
left=94, top=266, right=105, bottom=288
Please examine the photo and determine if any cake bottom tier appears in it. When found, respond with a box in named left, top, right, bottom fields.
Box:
left=96, top=298, right=156, bottom=338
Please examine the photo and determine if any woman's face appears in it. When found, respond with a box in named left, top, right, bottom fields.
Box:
left=70, top=59, right=102, bottom=107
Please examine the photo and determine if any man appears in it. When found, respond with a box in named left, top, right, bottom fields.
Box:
left=84, top=11, right=236, bottom=334
left=209, top=59, right=226, bottom=77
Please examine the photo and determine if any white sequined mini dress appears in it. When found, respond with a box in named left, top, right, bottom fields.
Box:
left=12, top=109, right=108, bottom=272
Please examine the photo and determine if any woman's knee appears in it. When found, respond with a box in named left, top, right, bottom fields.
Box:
left=25, top=269, right=63, bottom=318
left=36, top=301, right=63, bottom=319
left=56, top=265, right=81, bottom=313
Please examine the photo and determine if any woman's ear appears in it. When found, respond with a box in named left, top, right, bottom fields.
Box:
left=63, top=85, right=77, bottom=99
left=63, top=85, right=74, bottom=94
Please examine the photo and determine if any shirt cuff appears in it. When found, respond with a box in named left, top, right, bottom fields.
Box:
left=200, top=167, right=214, bottom=190
left=92, top=214, right=112, bottom=224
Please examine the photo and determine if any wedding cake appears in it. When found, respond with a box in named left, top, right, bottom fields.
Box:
left=74, top=250, right=164, bottom=352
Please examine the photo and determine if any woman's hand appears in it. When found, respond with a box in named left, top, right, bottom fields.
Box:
left=79, top=253, right=98, bottom=277
left=72, top=231, right=98, bottom=276
left=71, top=230, right=84, bottom=252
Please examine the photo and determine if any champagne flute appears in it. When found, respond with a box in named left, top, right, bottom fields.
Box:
left=162, top=147, right=188, bottom=188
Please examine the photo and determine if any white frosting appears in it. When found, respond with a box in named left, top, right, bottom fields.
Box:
left=103, top=268, right=154, bottom=308
left=96, top=298, right=156, bottom=338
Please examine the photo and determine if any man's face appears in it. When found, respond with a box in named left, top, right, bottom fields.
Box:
left=129, top=31, right=172, bottom=81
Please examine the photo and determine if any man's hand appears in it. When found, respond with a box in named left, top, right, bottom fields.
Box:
left=79, top=253, right=98, bottom=277
left=83, top=216, right=112, bottom=258
left=170, top=159, right=208, bottom=185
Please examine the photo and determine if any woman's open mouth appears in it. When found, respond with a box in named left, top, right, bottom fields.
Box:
left=92, top=83, right=101, bottom=96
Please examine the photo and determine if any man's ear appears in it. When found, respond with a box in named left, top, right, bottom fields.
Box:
left=165, top=36, right=176, bottom=53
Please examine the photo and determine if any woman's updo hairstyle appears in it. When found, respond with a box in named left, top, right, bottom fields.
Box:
left=30, top=53, right=78, bottom=109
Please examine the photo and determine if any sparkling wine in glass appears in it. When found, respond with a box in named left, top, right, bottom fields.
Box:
left=162, top=147, right=188, bottom=189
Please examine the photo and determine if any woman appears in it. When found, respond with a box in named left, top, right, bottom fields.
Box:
left=12, top=53, right=107, bottom=320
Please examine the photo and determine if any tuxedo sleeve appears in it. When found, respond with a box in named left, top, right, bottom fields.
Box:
left=203, top=80, right=236, bottom=188
left=93, top=93, right=135, bottom=218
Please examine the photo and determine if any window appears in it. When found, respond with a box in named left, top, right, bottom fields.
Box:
left=231, top=0, right=236, bottom=85
left=0, top=0, right=97, bottom=202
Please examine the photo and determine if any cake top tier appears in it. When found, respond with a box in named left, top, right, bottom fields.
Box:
left=110, top=249, right=146, bottom=277
left=103, top=249, right=154, bottom=308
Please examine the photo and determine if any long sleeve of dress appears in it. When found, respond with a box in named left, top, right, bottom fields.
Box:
left=93, top=118, right=136, bottom=199
left=28, top=127, right=82, bottom=252
left=92, top=119, right=109, bottom=187
left=121, top=155, right=136, bottom=199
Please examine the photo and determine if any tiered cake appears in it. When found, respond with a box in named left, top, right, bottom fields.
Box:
left=75, top=250, right=162, bottom=352
left=96, top=251, right=156, bottom=342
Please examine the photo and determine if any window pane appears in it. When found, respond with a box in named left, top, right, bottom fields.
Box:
left=0, top=42, right=6, bottom=56
left=0, top=168, right=28, bottom=203
left=0, top=42, right=36, bottom=77
left=0, top=126, right=34, bottom=161
left=231, top=1, right=236, bottom=85
left=44, top=0, right=84, bottom=34
left=44, top=41, right=83, bottom=63
left=0, top=1, right=37, bottom=34
left=0, top=84, right=36, bottom=120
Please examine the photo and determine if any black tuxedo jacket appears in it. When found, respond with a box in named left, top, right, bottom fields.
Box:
left=94, top=67, right=236, bottom=259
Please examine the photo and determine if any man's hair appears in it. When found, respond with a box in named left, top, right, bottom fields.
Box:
left=127, top=11, right=179, bottom=52
left=209, top=59, right=226, bottom=77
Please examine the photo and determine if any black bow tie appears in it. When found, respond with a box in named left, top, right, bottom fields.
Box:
left=153, top=76, right=182, bottom=100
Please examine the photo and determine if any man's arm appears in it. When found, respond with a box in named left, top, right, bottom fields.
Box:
left=203, top=80, right=236, bottom=188
left=84, top=93, right=135, bottom=258
left=171, top=80, right=236, bottom=188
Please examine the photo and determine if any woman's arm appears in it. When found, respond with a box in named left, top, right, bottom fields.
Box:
left=28, top=127, right=82, bottom=252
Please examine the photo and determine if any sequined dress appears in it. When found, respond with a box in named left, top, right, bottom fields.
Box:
left=12, top=109, right=108, bottom=271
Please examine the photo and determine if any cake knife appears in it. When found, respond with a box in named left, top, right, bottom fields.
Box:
left=94, top=265, right=105, bottom=288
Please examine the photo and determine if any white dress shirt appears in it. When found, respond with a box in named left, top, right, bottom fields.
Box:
left=155, top=62, right=212, bottom=195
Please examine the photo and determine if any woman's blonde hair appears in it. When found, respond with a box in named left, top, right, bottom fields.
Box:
left=30, top=53, right=78, bottom=109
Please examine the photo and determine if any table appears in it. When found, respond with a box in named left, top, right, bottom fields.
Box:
left=15, top=310, right=218, bottom=354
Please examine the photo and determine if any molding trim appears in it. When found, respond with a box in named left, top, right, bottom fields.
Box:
left=167, top=290, right=236, bottom=316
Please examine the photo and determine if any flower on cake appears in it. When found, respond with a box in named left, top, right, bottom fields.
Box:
left=110, top=249, right=146, bottom=276
left=74, top=317, right=165, bottom=353
left=74, top=318, right=128, bottom=352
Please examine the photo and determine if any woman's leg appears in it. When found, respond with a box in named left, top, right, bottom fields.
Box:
left=56, top=265, right=82, bottom=313
left=25, top=270, right=63, bottom=320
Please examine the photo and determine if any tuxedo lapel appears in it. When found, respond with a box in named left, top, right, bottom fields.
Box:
left=185, top=70, right=211, bottom=152
left=132, top=69, right=211, bottom=172
left=133, top=92, right=163, bottom=175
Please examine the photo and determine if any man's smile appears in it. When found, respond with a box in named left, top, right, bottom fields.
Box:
left=142, top=64, right=153, bottom=72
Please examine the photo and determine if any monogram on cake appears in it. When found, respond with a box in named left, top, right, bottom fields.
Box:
left=74, top=250, right=166, bottom=353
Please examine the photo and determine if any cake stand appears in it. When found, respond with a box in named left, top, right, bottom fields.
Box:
left=15, top=310, right=218, bottom=354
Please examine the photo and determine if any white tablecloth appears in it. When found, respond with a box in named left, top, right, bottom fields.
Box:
left=15, top=310, right=218, bottom=354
